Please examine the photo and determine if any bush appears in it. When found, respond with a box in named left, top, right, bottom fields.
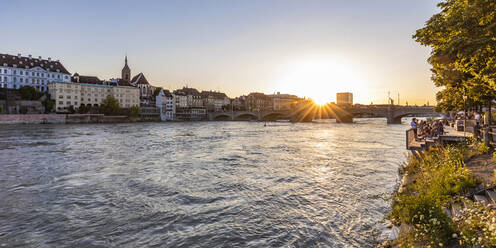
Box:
left=454, top=200, right=496, bottom=247
left=78, top=105, right=90, bottom=114
left=43, top=100, right=55, bottom=113
left=391, top=194, right=453, bottom=246
left=128, top=106, right=140, bottom=118
left=99, top=95, right=121, bottom=116
left=19, top=86, right=39, bottom=100
left=19, top=106, right=28, bottom=114
left=389, top=144, right=478, bottom=246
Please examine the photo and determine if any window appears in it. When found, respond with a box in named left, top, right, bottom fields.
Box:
left=74, top=102, right=78, bottom=106
left=13, top=77, right=17, bottom=83
left=66, top=101, right=71, bottom=105
left=57, top=75, right=60, bottom=79
left=67, top=95, right=71, bottom=99
left=59, top=101, right=63, bottom=105
left=75, top=96, right=78, bottom=99
left=13, top=70, right=17, bottom=75
left=59, top=95, right=63, bottom=99
left=20, top=71, right=23, bottom=75
left=20, top=78, right=23, bottom=83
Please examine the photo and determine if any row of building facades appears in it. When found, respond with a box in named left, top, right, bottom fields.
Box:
left=0, top=53, right=303, bottom=120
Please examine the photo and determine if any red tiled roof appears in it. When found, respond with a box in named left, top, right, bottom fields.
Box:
left=72, top=74, right=103, bottom=84
left=131, top=73, right=149, bottom=85
left=0, top=53, right=70, bottom=74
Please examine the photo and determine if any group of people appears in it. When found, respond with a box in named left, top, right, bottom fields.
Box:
left=410, top=118, right=445, bottom=141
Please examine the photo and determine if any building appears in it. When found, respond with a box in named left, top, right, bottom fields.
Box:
left=268, top=92, right=299, bottom=111
left=173, top=87, right=206, bottom=120
left=48, top=73, right=139, bottom=112
left=246, top=92, right=272, bottom=112
left=232, top=96, right=246, bottom=111
left=336, top=92, right=353, bottom=105
left=131, top=72, right=155, bottom=107
left=121, top=55, right=131, bottom=82
left=201, top=90, right=230, bottom=112
left=156, top=89, right=175, bottom=121
left=0, top=53, right=71, bottom=92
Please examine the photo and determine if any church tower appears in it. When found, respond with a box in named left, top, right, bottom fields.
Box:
left=121, top=55, right=131, bottom=81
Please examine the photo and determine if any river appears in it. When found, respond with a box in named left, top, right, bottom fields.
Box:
left=0, top=119, right=409, bottom=247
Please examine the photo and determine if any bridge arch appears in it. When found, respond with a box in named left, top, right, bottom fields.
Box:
left=234, top=112, right=258, bottom=121
left=261, top=112, right=286, bottom=121
left=213, top=113, right=231, bottom=121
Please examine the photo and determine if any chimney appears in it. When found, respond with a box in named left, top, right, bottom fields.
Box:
left=48, top=57, right=51, bottom=62
left=28, top=55, right=32, bottom=59
left=17, top=53, right=21, bottom=58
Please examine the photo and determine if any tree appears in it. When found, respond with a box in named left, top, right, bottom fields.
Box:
left=128, top=106, right=140, bottom=117
left=413, top=0, right=496, bottom=114
left=19, top=86, right=39, bottom=100
left=78, top=105, right=90, bottom=114
left=19, top=106, right=28, bottom=114
left=67, top=105, right=76, bottom=114
left=99, top=95, right=121, bottom=115
left=43, top=100, right=55, bottom=113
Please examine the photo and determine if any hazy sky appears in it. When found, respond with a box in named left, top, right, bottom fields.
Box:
left=2, top=0, right=440, bottom=105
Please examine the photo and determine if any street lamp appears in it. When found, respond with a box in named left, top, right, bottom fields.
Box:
left=463, top=94, right=467, bottom=137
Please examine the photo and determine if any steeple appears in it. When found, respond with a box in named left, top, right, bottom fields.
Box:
left=121, top=54, right=131, bottom=81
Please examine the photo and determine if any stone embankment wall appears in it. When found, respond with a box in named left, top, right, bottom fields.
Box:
left=0, top=114, right=144, bottom=125
left=0, top=114, right=65, bottom=124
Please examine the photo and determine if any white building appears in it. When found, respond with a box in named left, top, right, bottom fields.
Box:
left=131, top=72, right=156, bottom=106
left=156, top=89, right=175, bottom=121
left=0, top=53, right=71, bottom=91
left=48, top=74, right=139, bottom=112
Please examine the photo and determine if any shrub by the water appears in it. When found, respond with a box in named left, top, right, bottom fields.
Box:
left=389, top=144, right=478, bottom=247
left=454, top=199, right=496, bottom=247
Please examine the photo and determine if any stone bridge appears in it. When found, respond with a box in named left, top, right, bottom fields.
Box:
left=336, top=105, right=436, bottom=124
left=208, top=105, right=436, bottom=124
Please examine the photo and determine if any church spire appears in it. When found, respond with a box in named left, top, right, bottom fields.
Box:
left=122, top=54, right=131, bottom=81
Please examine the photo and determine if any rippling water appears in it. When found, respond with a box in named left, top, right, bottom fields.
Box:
left=0, top=119, right=409, bottom=247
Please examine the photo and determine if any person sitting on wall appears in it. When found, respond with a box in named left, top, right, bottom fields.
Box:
left=411, top=118, right=418, bottom=140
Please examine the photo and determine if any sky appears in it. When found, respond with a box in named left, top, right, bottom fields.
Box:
left=1, top=0, right=440, bottom=105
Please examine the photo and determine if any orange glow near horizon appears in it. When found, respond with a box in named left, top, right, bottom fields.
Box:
left=276, top=57, right=365, bottom=105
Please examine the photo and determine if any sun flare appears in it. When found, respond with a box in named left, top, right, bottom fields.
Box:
left=276, top=57, right=363, bottom=104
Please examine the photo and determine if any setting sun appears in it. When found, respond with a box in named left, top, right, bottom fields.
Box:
left=276, top=57, right=364, bottom=104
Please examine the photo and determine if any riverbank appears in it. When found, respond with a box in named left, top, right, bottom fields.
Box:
left=382, top=141, right=496, bottom=247
left=0, top=114, right=148, bottom=125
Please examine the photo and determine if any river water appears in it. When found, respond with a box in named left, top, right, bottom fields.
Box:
left=0, top=119, right=409, bottom=247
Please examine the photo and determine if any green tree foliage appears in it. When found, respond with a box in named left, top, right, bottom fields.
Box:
left=128, top=106, right=140, bottom=117
left=19, top=106, right=28, bottom=114
left=43, top=100, right=55, bottom=113
left=67, top=105, right=76, bottom=114
left=77, top=105, right=90, bottom=114
left=19, top=86, right=40, bottom=100
left=99, top=95, right=122, bottom=115
left=413, top=0, right=496, bottom=112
